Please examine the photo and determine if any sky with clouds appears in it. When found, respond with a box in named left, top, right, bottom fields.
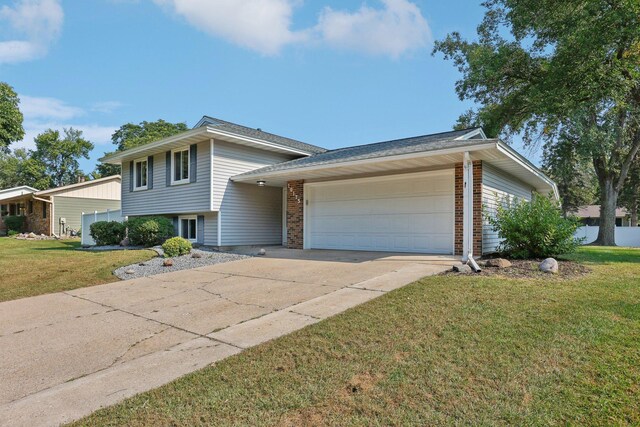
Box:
left=0, top=0, right=540, bottom=173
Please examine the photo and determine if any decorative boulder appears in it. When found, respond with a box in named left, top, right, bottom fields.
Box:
left=125, top=269, right=135, bottom=275
left=539, top=258, right=559, bottom=274
left=486, top=258, right=512, bottom=268
left=258, top=248, right=266, bottom=256
left=192, top=252, right=202, bottom=259
left=453, top=264, right=472, bottom=273
left=120, top=237, right=130, bottom=247
left=28, top=232, right=37, bottom=239
left=163, top=259, right=174, bottom=267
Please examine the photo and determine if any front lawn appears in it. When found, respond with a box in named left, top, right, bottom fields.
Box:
left=0, top=238, right=156, bottom=302
left=73, top=247, right=640, bottom=426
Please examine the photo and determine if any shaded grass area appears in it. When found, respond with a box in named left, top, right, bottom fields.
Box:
left=73, top=247, right=640, bottom=426
left=0, top=238, right=156, bottom=302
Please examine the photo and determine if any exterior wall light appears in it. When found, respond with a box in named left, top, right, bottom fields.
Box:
left=257, top=180, right=266, bottom=187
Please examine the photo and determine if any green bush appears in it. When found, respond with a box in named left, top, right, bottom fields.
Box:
left=162, top=236, right=192, bottom=258
left=487, top=193, right=583, bottom=259
left=7, top=230, right=19, bottom=236
left=126, top=216, right=175, bottom=247
left=4, top=215, right=25, bottom=233
left=89, top=221, right=126, bottom=246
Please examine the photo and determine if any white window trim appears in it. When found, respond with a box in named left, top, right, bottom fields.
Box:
left=133, top=157, right=148, bottom=191
left=178, top=215, right=197, bottom=242
left=171, top=147, right=190, bottom=185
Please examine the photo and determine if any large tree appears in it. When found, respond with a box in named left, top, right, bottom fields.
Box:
left=434, top=0, right=640, bottom=245
left=95, top=119, right=188, bottom=177
left=619, top=159, right=640, bottom=226
left=33, top=128, right=94, bottom=188
left=0, top=82, right=24, bottom=153
left=542, top=133, right=597, bottom=217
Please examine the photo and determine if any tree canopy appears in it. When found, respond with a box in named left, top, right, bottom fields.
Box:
left=434, top=0, right=640, bottom=245
left=0, top=82, right=24, bottom=153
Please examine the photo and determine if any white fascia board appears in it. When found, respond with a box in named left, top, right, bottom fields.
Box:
left=495, top=142, right=559, bottom=199
left=454, top=128, right=487, bottom=140
left=204, top=127, right=315, bottom=156
left=231, top=142, right=497, bottom=182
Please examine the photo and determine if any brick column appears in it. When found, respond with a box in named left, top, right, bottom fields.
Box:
left=286, top=180, right=304, bottom=249
left=454, top=161, right=483, bottom=256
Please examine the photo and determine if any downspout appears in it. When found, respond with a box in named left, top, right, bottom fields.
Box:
left=462, top=152, right=481, bottom=272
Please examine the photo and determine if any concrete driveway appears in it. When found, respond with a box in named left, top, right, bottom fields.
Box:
left=0, top=248, right=456, bottom=426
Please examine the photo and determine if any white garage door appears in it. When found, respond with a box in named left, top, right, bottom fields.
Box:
left=306, top=170, right=454, bottom=254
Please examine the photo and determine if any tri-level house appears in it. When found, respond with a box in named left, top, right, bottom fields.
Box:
left=101, top=116, right=557, bottom=261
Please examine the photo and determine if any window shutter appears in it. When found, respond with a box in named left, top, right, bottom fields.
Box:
left=172, top=216, right=179, bottom=236
left=166, top=151, right=171, bottom=187
left=197, top=215, right=204, bottom=244
left=147, top=156, right=154, bottom=190
left=190, top=144, right=197, bottom=183
left=129, top=161, right=134, bottom=192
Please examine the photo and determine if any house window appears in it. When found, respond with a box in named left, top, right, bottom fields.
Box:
left=42, top=202, right=47, bottom=219
left=28, top=200, right=33, bottom=214
left=179, top=216, right=197, bottom=242
left=172, top=148, right=190, bottom=184
left=0, top=204, right=7, bottom=217
left=134, top=158, right=148, bottom=190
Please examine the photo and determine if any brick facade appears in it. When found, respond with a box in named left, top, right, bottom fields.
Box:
left=286, top=180, right=304, bottom=249
left=454, top=161, right=483, bottom=256
left=25, top=200, right=51, bottom=235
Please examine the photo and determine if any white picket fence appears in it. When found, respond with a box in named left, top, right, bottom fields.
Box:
left=575, top=225, right=640, bottom=247
left=80, top=209, right=126, bottom=246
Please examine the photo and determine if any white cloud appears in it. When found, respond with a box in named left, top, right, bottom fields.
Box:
left=154, top=0, right=305, bottom=55
left=315, top=0, right=431, bottom=58
left=0, top=0, right=63, bottom=64
left=91, top=101, right=124, bottom=114
left=152, top=0, right=430, bottom=58
left=20, top=95, right=84, bottom=121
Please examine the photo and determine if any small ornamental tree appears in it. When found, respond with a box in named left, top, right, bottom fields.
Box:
left=487, top=193, right=583, bottom=259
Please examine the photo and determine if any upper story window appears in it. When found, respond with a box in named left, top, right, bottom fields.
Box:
left=172, top=148, right=190, bottom=185
left=134, top=158, right=148, bottom=190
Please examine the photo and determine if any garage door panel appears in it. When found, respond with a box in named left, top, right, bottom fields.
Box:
left=307, top=171, right=454, bottom=254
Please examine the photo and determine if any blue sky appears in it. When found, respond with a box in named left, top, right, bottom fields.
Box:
left=0, top=0, right=540, bottom=173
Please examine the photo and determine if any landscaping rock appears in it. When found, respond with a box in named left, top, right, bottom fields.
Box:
left=163, top=259, right=174, bottom=267
left=191, top=252, right=202, bottom=259
left=258, top=248, right=266, bottom=256
left=453, top=264, right=473, bottom=273
left=120, top=237, right=130, bottom=247
left=28, top=232, right=37, bottom=239
left=125, top=269, right=135, bottom=275
left=539, top=258, right=559, bottom=274
left=486, top=258, right=512, bottom=268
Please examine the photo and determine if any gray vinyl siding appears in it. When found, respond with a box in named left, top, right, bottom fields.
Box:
left=121, top=141, right=211, bottom=216
left=213, top=141, right=295, bottom=246
left=203, top=212, right=218, bottom=246
left=54, top=196, right=121, bottom=234
left=482, top=163, right=534, bottom=254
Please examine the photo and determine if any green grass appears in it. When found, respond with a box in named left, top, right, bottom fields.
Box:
left=73, top=247, right=640, bottom=426
left=0, top=238, right=156, bottom=302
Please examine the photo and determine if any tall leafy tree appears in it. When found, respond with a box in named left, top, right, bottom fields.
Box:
left=434, top=0, right=640, bottom=245
left=0, top=82, right=24, bottom=153
left=542, top=133, right=597, bottom=216
left=33, top=128, right=94, bottom=188
left=94, top=119, right=188, bottom=177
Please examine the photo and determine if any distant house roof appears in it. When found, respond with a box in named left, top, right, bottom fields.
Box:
left=574, top=205, right=628, bottom=218
left=36, top=175, right=121, bottom=196
left=195, top=116, right=326, bottom=155
left=232, top=128, right=488, bottom=177
left=0, top=186, right=39, bottom=202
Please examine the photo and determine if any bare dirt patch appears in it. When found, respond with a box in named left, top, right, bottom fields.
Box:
left=443, top=259, right=591, bottom=280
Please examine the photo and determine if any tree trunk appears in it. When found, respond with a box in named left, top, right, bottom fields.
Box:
left=594, top=177, right=618, bottom=245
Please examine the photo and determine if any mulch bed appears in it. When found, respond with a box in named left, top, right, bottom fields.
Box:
left=443, top=259, right=591, bottom=280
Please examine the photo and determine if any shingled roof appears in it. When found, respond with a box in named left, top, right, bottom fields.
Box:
left=233, top=128, right=484, bottom=178
left=196, top=116, right=326, bottom=155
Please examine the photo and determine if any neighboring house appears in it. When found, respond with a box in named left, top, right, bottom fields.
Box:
left=574, top=205, right=633, bottom=227
left=101, top=116, right=557, bottom=259
left=0, top=176, right=121, bottom=236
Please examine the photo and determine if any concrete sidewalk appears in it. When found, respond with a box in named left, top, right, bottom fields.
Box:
left=0, top=248, right=455, bottom=426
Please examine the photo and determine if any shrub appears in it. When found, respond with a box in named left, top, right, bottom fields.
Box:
left=126, top=216, right=175, bottom=247
left=162, top=236, right=192, bottom=257
left=7, top=230, right=19, bottom=237
left=487, top=193, right=583, bottom=259
left=4, top=215, right=25, bottom=233
left=89, top=221, right=126, bottom=246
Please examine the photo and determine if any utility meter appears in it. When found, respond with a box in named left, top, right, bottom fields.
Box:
left=60, top=218, right=66, bottom=224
